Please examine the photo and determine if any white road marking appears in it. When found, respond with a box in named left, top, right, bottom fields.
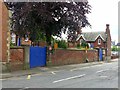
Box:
left=51, top=71, right=56, bottom=75
left=96, top=70, right=104, bottom=73
left=82, top=67, right=90, bottom=69
left=53, top=74, right=86, bottom=83
left=96, top=69, right=109, bottom=73
left=0, top=79, right=6, bottom=81
left=32, top=73, right=42, bottom=76
left=106, top=63, right=112, bottom=65
left=70, top=67, right=90, bottom=71
left=70, top=68, right=78, bottom=71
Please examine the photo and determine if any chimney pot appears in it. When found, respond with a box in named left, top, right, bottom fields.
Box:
left=106, top=24, right=109, bottom=28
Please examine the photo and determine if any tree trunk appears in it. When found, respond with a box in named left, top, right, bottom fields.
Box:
left=46, top=31, right=52, bottom=46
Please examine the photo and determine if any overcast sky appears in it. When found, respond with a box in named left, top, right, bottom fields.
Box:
left=82, top=0, right=119, bottom=43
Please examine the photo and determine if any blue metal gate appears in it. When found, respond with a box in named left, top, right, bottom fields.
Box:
left=30, top=46, right=47, bottom=68
left=99, top=48, right=103, bottom=61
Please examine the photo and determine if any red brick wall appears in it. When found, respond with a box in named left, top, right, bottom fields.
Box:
left=93, top=36, right=105, bottom=48
left=68, top=42, right=76, bottom=48
left=49, top=49, right=98, bottom=66
left=10, top=47, right=24, bottom=71
left=106, top=31, right=111, bottom=56
left=105, top=24, right=111, bottom=57
left=76, top=36, right=106, bottom=49
left=0, top=2, right=9, bottom=62
left=107, top=36, right=111, bottom=56
left=10, top=47, right=24, bottom=62
left=0, top=1, right=2, bottom=61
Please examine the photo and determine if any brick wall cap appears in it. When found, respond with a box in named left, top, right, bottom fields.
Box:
left=10, top=46, right=24, bottom=49
left=56, top=48, right=96, bottom=51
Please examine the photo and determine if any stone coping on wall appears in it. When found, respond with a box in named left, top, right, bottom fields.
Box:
left=10, top=46, right=98, bottom=51
left=56, top=48, right=97, bottom=51
left=10, top=46, right=25, bottom=49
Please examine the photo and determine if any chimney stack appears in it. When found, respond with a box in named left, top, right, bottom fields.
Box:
left=105, top=24, right=111, bottom=41
left=106, top=24, right=110, bottom=34
left=106, top=24, right=109, bottom=29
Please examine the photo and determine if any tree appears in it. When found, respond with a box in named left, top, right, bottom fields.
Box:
left=81, top=40, right=89, bottom=48
left=5, top=1, right=91, bottom=45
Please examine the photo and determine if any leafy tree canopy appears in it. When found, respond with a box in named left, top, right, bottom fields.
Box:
left=5, top=1, right=91, bottom=45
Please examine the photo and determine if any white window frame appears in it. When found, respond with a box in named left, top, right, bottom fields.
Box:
left=98, top=39, right=101, bottom=45
left=24, top=34, right=29, bottom=42
left=80, top=39, right=83, bottom=45
left=11, top=33, right=16, bottom=44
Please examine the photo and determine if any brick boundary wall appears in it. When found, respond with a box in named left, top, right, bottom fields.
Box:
left=49, top=49, right=99, bottom=66
left=10, top=47, right=24, bottom=62
left=9, top=47, right=24, bottom=71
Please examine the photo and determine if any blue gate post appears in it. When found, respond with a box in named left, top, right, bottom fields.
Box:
left=99, top=48, right=103, bottom=61
left=17, top=37, right=21, bottom=46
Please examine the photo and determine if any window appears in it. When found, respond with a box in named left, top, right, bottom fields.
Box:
left=11, top=33, right=16, bottom=44
left=24, top=34, right=29, bottom=42
left=98, top=39, right=101, bottom=45
left=80, top=39, right=83, bottom=45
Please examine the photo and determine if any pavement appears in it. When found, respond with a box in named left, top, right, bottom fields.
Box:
left=0, top=58, right=118, bottom=79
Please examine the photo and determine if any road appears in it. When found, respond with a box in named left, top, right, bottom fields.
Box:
left=2, top=59, right=118, bottom=88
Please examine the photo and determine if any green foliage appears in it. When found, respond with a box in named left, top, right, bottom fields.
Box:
left=112, top=46, right=120, bottom=51
left=112, top=46, right=116, bottom=51
left=30, top=30, right=46, bottom=42
left=10, top=41, right=15, bottom=47
left=77, top=43, right=80, bottom=48
left=55, top=39, right=67, bottom=49
left=58, top=40, right=67, bottom=49
left=81, top=41, right=89, bottom=48
left=76, top=41, right=89, bottom=49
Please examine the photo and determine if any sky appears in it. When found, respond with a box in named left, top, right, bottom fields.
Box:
left=82, top=0, right=119, bottom=43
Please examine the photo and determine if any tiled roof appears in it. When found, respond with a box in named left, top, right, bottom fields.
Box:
left=77, top=32, right=107, bottom=42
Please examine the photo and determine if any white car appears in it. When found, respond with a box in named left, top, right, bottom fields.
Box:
left=111, top=51, right=119, bottom=56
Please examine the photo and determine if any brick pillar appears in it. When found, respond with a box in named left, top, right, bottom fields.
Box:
left=23, top=46, right=30, bottom=69
left=105, top=24, right=111, bottom=60
left=2, top=2, right=9, bottom=62
left=0, top=0, right=2, bottom=62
